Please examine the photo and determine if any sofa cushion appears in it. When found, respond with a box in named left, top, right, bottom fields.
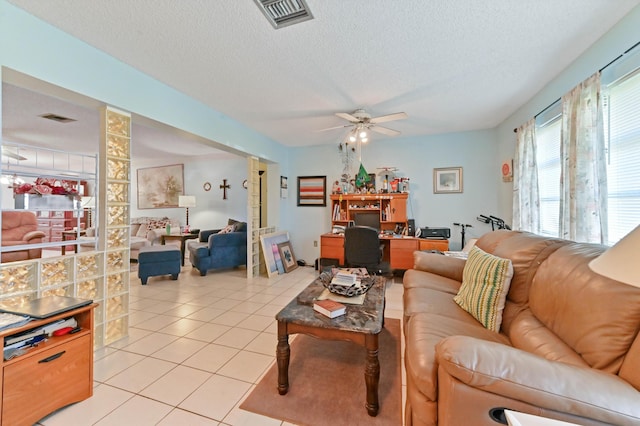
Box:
left=228, top=218, right=247, bottom=232
left=135, top=223, right=149, bottom=238
left=530, top=243, right=640, bottom=373
left=218, top=224, right=235, bottom=234
left=454, top=246, right=513, bottom=332
left=404, top=311, right=510, bottom=401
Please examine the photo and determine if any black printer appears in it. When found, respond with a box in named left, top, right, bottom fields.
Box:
left=419, top=227, right=450, bottom=239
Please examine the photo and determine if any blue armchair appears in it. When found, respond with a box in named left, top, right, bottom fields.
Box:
left=188, top=222, right=247, bottom=276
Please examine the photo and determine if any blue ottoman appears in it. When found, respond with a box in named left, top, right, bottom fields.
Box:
left=138, top=245, right=181, bottom=285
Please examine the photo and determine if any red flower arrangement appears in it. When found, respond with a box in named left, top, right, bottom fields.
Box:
left=14, top=177, right=79, bottom=197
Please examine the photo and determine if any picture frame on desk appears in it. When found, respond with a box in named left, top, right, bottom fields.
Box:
left=433, top=167, right=463, bottom=194
left=297, top=176, right=327, bottom=206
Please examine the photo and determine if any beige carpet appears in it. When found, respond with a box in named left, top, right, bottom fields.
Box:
left=240, top=318, right=402, bottom=426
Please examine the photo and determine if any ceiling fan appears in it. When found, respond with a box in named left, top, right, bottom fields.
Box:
left=319, top=109, right=408, bottom=137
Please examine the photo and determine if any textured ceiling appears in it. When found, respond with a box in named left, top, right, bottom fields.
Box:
left=4, top=0, right=640, bottom=153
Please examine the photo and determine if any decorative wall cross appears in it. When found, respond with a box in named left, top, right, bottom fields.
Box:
left=220, top=179, right=230, bottom=199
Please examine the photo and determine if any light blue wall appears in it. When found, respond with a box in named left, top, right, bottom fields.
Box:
left=3, top=0, right=640, bottom=268
left=495, top=5, right=640, bottom=221
left=288, top=128, right=500, bottom=262
left=131, top=155, right=248, bottom=231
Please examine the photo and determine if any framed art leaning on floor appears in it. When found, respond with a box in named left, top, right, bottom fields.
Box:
left=277, top=241, right=298, bottom=272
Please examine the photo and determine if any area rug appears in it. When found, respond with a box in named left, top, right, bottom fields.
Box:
left=240, top=318, right=402, bottom=426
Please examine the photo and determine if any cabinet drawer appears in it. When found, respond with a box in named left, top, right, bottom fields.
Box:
left=390, top=239, right=418, bottom=250
left=2, top=334, right=93, bottom=426
left=419, top=239, right=449, bottom=251
left=321, top=236, right=344, bottom=248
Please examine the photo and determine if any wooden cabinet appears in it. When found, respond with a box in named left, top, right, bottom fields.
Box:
left=0, top=303, right=95, bottom=426
left=330, top=193, right=408, bottom=233
left=320, top=234, right=345, bottom=265
left=388, top=238, right=418, bottom=270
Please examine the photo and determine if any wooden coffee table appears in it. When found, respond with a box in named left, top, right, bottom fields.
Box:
left=275, top=275, right=386, bottom=416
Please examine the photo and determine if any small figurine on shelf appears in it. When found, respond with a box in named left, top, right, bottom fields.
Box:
left=332, top=180, right=342, bottom=194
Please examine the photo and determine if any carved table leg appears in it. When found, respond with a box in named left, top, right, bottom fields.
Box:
left=364, top=333, right=380, bottom=416
left=276, top=321, right=290, bottom=395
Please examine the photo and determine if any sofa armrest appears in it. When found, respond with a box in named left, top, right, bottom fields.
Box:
left=23, top=230, right=46, bottom=242
left=436, top=335, right=640, bottom=425
left=413, top=251, right=466, bottom=282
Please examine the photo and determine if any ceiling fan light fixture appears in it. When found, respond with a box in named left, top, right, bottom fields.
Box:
left=359, top=130, right=367, bottom=139
left=361, top=137, right=368, bottom=143
left=349, top=134, right=357, bottom=142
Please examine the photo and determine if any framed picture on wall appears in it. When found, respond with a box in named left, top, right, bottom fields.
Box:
left=433, top=167, right=463, bottom=194
left=137, top=164, right=184, bottom=208
left=297, top=176, right=327, bottom=206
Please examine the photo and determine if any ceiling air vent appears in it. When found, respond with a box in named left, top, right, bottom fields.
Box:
left=39, top=113, right=76, bottom=123
left=254, top=0, right=314, bottom=29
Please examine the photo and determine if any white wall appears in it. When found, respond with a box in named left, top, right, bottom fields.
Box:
left=131, top=154, right=248, bottom=230
left=287, top=128, right=501, bottom=263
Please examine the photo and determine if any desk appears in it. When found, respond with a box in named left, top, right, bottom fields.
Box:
left=61, top=229, right=87, bottom=255
left=320, top=234, right=449, bottom=270
left=161, top=233, right=198, bottom=266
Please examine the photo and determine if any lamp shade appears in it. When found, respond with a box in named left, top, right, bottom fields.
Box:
left=178, top=195, right=196, bottom=208
left=589, top=225, right=640, bottom=287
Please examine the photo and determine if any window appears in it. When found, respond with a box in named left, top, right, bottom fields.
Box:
left=603, top=69, right=640, bottom=245
left=536, top=116, right=561, bottom=237
left=534, top=64, right=640, bottom=245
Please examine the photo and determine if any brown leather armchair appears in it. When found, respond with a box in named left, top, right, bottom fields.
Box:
left=1, top=211, right=46, bottom=263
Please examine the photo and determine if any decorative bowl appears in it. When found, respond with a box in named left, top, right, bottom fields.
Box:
left=319, top=271, right=375, bottom=297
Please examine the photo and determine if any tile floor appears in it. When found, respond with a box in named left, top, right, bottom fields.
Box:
left=38, top=264, right=406, bottom=425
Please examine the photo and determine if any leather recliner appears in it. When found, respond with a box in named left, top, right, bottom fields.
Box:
left=1, top=210, right=46, bottom=262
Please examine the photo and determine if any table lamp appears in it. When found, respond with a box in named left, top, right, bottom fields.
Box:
left=589, top=225, right=640, bottom=287
left=178, top=195, right=196, bottom=227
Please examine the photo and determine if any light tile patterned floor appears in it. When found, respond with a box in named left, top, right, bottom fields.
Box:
left=38, top=264, right=406, bottom=425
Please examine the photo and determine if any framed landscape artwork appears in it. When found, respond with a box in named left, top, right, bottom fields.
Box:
left=297, top=176, right=327, bottom=206
left=433, top=167, right=463, bottom=194
left=137, top=164, right=184, bottom=209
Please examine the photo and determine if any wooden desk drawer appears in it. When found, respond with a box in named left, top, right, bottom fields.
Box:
left=2, top=334, right=93, bottom=426
left=390, top=239, right=418, bottom=250
left=389, top=238, right=418, bottom=270
left=321, top=236, right=344, bottom=248
left=419, top=239, right=449, bottom=251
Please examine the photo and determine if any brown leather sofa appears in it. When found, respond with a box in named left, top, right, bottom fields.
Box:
left=403, top=230, right=640, bottom=426
left=1, top=211, right=46, bottom=263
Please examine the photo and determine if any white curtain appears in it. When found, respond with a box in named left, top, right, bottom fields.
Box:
left=512, top=118, right=540, bottom=233
left=559, top=72, right=608, bottom=243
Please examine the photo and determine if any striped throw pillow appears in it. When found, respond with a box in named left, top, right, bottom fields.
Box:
left=454, top=246, right=513, bottom=332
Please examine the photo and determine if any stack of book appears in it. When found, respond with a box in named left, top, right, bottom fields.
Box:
left=330, top=271, right=360, bottom=288
left=313, top=299, right=346, bottom=318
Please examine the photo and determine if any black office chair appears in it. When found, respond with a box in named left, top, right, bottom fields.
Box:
left=344, top=226, right=391, bottom=276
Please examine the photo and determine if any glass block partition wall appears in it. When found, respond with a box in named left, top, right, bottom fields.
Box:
left=0, top=106, right=131, bottom=349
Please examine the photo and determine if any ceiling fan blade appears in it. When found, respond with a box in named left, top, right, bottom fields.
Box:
left=335, top=112, right=360, bottom=123
left=370, top=112, right=408, bottom=124
left=315, top=124, right=352, bottom=132
left=371, top=126, right=400, bottom=136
